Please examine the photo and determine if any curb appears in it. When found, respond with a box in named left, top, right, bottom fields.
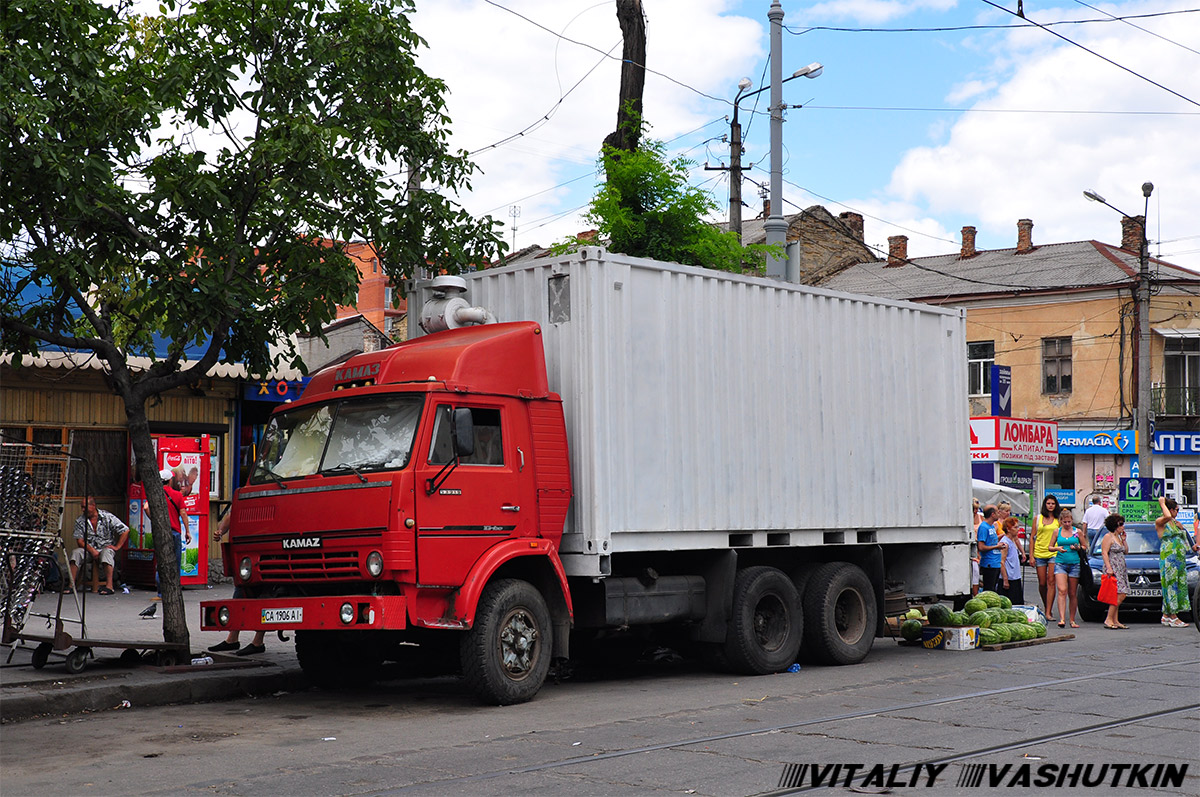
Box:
left=1, top=664, right=308, bottom=723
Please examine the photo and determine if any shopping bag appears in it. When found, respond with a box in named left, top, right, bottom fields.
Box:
left=1097, top=573, right=1119, bottom=605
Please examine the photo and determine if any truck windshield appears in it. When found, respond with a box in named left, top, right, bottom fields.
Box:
left=251, top=395, right=423, bottom=483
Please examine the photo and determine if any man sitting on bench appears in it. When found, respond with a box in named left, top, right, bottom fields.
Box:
left=68, top=497, right=129, bottom=595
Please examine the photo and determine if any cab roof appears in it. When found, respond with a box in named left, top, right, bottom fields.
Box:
left=302, top=321, right=551, bottom=400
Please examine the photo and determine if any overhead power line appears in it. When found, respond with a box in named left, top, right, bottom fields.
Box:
left=1069, top=0, right=1200, bottom=56
left=978, top=0, right=1200, bottom=109
left=786, top=8, right=1200, bottom=35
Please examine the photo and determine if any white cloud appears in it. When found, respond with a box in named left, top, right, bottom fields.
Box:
left=413, top=0, right=763, bottom=249
left=885, top=1, right=1200, bottom=269
left=803, top=0, right=958, bottom=25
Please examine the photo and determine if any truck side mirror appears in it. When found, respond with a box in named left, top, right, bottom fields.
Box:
left=452, top=408, right=475, bottom=458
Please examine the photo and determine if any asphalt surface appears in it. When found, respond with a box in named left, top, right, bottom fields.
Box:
left=1, top=584, right=305, bottom=723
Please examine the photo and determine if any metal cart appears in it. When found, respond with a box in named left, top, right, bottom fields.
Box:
left=0, top=439, right=186, bottom=671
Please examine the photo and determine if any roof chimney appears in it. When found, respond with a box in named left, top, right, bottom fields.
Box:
left=838, top=211, right=864, bottom=242
left=960, top=226, right=977, bottom=259
left=1016, top=219, right=1034, bottom=253
left=886, top=235, right=908, bottom=267
left=1121, top=215, right=1146, bottom=252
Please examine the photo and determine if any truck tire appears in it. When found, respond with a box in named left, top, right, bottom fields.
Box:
left=460, top=579, right=551, bottom=705
left=723, top=566, right=803, bottom=675
left=803, top=562, right=877, bottom=666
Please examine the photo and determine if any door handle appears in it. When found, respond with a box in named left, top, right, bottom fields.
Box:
left=501, top=505, right=520, bottom=512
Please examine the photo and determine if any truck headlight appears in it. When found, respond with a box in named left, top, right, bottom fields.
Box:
left=238, top=557, right=252, bottom=581
left=339, top=602, right=355, bottom=624
left=366, top=551, right=384, bottom=577
left=218, top=607, right=230, bottom=627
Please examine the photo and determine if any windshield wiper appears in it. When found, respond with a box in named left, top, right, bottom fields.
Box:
left=258, top=467, right=288, bottom=490
left=326, top=463, right=368, bottom=483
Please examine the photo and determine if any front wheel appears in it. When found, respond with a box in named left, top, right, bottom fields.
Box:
left=723, top=566, right=803, bottom=674
left=460, top=579, right=551, bottom=705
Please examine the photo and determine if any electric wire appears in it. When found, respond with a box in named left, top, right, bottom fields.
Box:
left=979, top=0, right=1200, bottom=109
left=785, top=8, right=1200, bottom=35
left=1070, top=0, right=1200, bottom=56
left=802, top=105, right=1200, bottom=116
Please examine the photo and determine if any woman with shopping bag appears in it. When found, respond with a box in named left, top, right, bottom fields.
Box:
left=1098, top=514, right=1128, bottom=629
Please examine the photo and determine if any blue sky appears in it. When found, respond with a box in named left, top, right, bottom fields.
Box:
left=412, top=1, right=1200, bottom=270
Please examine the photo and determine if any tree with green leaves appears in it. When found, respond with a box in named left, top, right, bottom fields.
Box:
left=1, top=0, right=502, bottom=651
left=564, top=132, right=777, bottom=272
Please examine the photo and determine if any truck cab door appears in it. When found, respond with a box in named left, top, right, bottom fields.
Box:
left=415, top=404, right=527, bottom=586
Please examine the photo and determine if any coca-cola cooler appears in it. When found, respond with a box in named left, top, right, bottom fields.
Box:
left=126, top=435, right=210, bottom=588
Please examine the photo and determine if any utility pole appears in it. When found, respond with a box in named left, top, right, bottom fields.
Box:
left=763, top=0, right=787, bottom=278
left=1136, top=182, right=1155, bottom=477
left=509, top=205, right=520, bottom=251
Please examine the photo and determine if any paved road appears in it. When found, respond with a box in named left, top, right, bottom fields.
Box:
left=2, top=612, right=1195, bottom=796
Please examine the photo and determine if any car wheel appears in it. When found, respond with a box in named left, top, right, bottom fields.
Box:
left=1076, top=584, right=1106, bottom=623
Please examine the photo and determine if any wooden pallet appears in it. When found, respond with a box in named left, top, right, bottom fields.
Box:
left=980, top=633, right=1074, bottom=651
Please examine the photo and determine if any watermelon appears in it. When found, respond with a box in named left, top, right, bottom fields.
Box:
left=905, top=608, right=924, bottom=620
left=999, top=596, right=1013, bottom=610
left=901, top=619, right=923, bottom=641
left=1005, top=610, right=1028, bottom=623
left=992, top=624, right=1012, bottom=643
left=979, top=627, right=1000, bottom=645
left=1032, top=622, right=1047, bottom=638
left=950, top=611, right=971, bottom=627
left=927, top=604, right=952, bottom=627
left=968, top=611, right=992, bottom=628
left=963, top=598, right=987, bottom=615
left=977, top=590, right=1003, bottom=608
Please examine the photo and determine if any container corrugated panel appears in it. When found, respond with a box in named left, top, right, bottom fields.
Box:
left=432, top=248, right=970, bottom=566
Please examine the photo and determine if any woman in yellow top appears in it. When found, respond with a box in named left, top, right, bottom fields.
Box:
left=1032, top=495, right=1061, bottom=621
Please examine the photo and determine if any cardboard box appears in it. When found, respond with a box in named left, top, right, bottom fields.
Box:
left=1011, top=605, right=1046, bottom=625
left=920, top=626, right=981, bottom=650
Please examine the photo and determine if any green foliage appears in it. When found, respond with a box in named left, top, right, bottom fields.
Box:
left=557, top=134, right=779, bottom=272
left=1, top=0, right=502, bottom=379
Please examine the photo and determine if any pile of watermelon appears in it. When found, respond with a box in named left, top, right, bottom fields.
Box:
left=920, top=592, right=1047, bottom=643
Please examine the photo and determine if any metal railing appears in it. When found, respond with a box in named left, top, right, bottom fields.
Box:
left=1151, top=385, right=1200, bottom=417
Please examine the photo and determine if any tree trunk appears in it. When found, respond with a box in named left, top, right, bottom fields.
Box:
left=601, top=0, right=646, bottom=164
left=126, top=403, right=191, bottom=653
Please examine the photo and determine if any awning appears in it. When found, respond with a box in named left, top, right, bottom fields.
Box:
left=1153, top=327, right=1200, bottom=338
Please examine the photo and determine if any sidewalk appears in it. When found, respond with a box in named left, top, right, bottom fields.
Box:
left=1, top=584, right=305, bottom=723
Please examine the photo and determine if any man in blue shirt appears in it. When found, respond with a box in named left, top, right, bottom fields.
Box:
left=977, top=505, right=1003, bottom=593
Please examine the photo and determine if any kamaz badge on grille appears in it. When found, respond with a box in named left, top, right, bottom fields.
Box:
left=282, top=537, right=322, bottom=550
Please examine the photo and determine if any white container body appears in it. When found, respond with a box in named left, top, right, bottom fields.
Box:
left=415, top=248, right=971, bottom=579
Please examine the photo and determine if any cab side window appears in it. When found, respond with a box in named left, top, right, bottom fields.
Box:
left=428, top=406, right=504, bottom=466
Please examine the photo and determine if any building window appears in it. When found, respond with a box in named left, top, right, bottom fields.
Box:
left=968, top=341, right=994, bottom=397
left=1048, top=454, right=1075, bottom=507
left=384, top=286, right=393, bottom=308
left=372, top=258, right=378, bottom=273
left=1042, top=337, right=1072, bottom=394
left=1163, top=337, right=1199, bottom=415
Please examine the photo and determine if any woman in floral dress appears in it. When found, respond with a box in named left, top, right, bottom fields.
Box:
left=1100, top=514, right=1128, bottom=630
left=1155, top=496, right=1200, bottom=627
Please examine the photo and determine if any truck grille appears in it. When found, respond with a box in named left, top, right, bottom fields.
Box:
left=259, top=550, right=360, bottom=580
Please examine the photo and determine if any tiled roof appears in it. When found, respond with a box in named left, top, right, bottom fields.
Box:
left=820, top=240, right=1199, bottom=301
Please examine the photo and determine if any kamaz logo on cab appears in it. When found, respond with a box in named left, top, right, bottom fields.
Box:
left=335, top=362, right=380, bottom=382
left=283, top=537, right=322, bottom=550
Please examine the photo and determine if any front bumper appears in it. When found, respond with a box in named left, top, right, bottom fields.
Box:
left=201, top=595, right=407, bottom=632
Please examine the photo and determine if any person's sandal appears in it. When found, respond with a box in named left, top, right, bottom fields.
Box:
left=208, top=640, right=239, bottom=653
left=236, top=643, right=266, bottom=656
left=98, top=587, right=114, bottom=595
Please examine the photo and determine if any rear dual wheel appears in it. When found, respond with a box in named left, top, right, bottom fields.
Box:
left=723, top=566, right=803, bottom=674
left=803, top=562, right=877, bottom=666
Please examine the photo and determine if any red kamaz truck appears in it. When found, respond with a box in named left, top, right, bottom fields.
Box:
left=202, top=248, right=971, bottom=704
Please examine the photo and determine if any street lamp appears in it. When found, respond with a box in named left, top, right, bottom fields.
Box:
left=721, top=66, right=824, bottom=243
left=1084, top=182, right=1155, bottom=476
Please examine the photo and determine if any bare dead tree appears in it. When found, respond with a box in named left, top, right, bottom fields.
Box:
left=601, top=0, right=646, bottom=165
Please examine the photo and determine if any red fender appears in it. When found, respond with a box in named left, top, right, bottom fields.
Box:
left=451, top=538, right=573, bottom=628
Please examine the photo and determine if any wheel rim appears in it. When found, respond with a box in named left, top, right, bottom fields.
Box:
left=752, top=593, right=789, bottom=652
left=498, top=606, right=540, bottom=680
left=833, top=587, right=867, bottom=644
